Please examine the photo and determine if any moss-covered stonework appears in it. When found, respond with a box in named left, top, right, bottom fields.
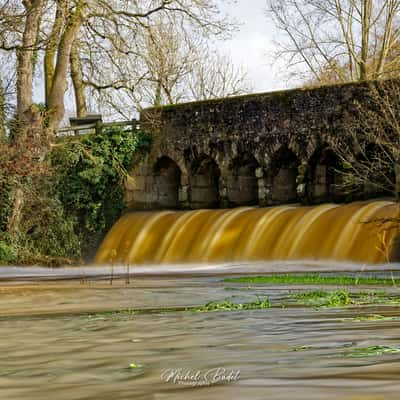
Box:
left=127, top=81, right=388, bottom=210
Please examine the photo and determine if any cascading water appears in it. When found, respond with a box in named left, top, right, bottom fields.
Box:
left=95, top=201, right=400, bottom=265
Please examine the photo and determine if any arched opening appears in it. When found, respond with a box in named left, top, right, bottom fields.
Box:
left=153, top=156, right=181, bottom=209
left=189, top=155, right=220, bottom=209
left=308, top=146, right=342, bottom=202
left=226, top=154, right=259, bottom=205
left=268, top=146, right=299, bottom=204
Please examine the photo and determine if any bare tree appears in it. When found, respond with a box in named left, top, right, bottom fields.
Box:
left=63, top=0, right=237, bottom=119
left=0, top=0, right=236, bottom=138
left=267, top=0, right=400, bottom=84
left=187, top=49, right=251, bottom=100
left=331, top=80, right=400, bottom=198
left=85, top=15, right=250, bottom=118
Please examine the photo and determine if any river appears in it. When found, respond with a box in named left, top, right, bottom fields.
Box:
left=1, top=263, right=400, bottom=399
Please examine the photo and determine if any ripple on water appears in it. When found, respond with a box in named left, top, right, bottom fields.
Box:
left=0, top=270, right=400, bottom=399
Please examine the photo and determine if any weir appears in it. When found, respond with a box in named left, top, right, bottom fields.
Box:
left=96, top=201, right=400, bottom=265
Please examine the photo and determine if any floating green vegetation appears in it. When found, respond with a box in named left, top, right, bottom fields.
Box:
left=84, top=309, right=137, bottom=319
left=344, top=345, right=400, bottom=358
left=341, top=314, right=400, bottom=322
left=292, top=345, right=311, bottom=352
left=292, top=290, right=353, bottom=307
left=355, top=291, right=400, bottom=305
left=129, top=363, right=142, bottom=369
left=189, top=297, right=271, bottom=313
left=80, top=297, right=272, bottom=319
left=224, top=286, right=252, bottom=291
left=290, top=289, right=400, bottom=308
left=224, top=274, right=399, bottom=286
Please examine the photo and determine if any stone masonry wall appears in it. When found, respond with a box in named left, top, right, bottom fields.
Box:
left=125, top=81, right=390, bottom=210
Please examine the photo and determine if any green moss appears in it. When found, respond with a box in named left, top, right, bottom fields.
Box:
left=224, top=274, right=399, bottom=286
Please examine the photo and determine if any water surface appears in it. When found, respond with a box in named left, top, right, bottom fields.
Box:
left=1, top=263, right=400, bottom=399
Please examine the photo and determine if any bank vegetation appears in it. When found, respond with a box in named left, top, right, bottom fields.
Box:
left=0, top=0, right=248, bottom=266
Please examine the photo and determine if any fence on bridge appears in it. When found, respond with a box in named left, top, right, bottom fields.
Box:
left=57, top=119, right=140, bottom=136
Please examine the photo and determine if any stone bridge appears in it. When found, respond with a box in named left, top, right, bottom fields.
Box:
left=125, top=82, right=381, bottom=210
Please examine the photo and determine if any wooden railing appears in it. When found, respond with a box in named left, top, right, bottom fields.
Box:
left=57, top=120, right=140, bottom=136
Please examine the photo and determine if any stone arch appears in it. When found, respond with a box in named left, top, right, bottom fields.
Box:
left=153, top=156, right=181, bottom=209
left=189, top=154, right=221, bottom=209
left=162, top=151, right=188, bottom=179
left=226, top=153, right=259, bottom=206
left=267, top=146, right=300, bottom=204
left=308, top=145, right=342, bottom=202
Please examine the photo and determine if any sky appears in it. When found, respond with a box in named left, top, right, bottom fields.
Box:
left=218, top=0, right=293, bottom=93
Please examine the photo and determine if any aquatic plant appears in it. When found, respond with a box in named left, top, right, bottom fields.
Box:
left=224, top=274, right=399, bottom=286
left=190, top=297, right=271, bottom=312
left=344, top=345, right=400, bottom=358
left=292, top=290, right=353, bottom=307
left=341, top=314, right=400, bottom=322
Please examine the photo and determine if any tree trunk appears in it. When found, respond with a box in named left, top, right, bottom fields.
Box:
left=375, top=2, right=396, bottom=78
left=70, top=38, right=87, bottom=117
left=16, top=0, right=44, bottom=138
left=154, top=80, right=162, bottom=106
left=360, top=0, right=372, bottom=80
left=47, top=1, right=85, bottom=133
left=7, top=188, right=24, bottom=236
left=0, top=78, right=6, bottom=143
left=45, top=0, right=68, bottom=106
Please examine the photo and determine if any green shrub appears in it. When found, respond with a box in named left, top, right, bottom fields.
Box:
left=51, top=126, right=151, bottom=259
left=0, top=125, right=151, bottom=266
left=0, top=240, right=15, bottom=265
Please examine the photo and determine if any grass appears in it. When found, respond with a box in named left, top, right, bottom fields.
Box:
left=224, top=274, right=399, bottom=286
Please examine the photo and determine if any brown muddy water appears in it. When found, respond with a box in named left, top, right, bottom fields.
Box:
left=96, top=201, right=400, bottom=265
left=1, top=263, right=400, bottom=400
